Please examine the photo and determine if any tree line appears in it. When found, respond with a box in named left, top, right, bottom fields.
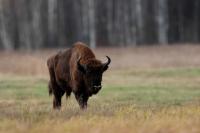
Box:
left=0, top=0, right=200, bottom=50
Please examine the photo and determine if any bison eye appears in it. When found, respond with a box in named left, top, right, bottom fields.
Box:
left=77, top=64, right=86, bottom=74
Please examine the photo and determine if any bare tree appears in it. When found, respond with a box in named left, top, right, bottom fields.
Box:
left=0, top=0, right=13, bottom=50
left=178, top=2, right=184, bottom=42
left=193, top=0, right=200, bottom=42
left=130, top=0, right=137, bottom=45
left=124, top=0, right=132, bottom=46
left=88, top=0, right=96, bottom=48
left=15, top=0, right=33, bottom=50
left=106, top=0, right=114, bottom=46
left=48, top=0, right=58, bottom=47
left=32, top=0, right=43, bottom=49
left=80, top=0, right=89, bottom=44
left=135, top=0, right=144, bottom=44
left=157, top=0, right=168, bottom=44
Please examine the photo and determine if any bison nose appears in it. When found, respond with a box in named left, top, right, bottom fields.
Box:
left=93, top=85, right=102, bottom=90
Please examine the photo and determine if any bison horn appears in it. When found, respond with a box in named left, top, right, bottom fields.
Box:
left=102, top=56, right=111, bottom=72
left=104, top=56, right=111, bottom=66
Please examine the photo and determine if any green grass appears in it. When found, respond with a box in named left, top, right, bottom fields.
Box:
left=1, top=68, right=200, bottom=105
left=0, top=68, right=200, bottom=133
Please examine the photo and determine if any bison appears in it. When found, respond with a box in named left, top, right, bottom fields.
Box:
left=47, top=42, right=111, bottom=109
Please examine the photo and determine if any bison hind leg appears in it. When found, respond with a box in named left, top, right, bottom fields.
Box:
left=48, top=81, right=53, bottom=96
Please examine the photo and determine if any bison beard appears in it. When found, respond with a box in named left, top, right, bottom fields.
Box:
left=47, top=42, right=111, bottom=109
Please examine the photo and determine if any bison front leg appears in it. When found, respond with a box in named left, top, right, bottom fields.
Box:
left=75, top=93, right=88, bottom=109
left=53, top=88, right=65, bottom=110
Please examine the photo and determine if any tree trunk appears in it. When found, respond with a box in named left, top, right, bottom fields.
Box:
left=15, top=0, right=32, bottom=50
left=0, top=0, right=13, bottom=50
left=124, top=0, right=132, bottom=46
left=178, top=2, right=184, bottom=42
left=31, top=0, right=43, bottom=49
left=193, top=0, right=199, bottom=42
left=157, top=0, right=168, bottom=44
left=80, top=0, right=89, bottom=44
left=48, top=0, right=58, bottom=47
left=106, top=0, right=114, bottom=46
left=88, top=0, right=96, bottom=48
left=135, top=0, right=144, bottom=44
left=130, top=0, right=137, bottom=45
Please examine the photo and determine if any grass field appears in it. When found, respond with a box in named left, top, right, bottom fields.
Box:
left=0, top=45, right=200, bottom=133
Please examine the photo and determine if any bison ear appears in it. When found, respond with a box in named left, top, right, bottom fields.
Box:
left=77, top=58, right=87, bottom=74
left=102, top=56, right=111, bottom=72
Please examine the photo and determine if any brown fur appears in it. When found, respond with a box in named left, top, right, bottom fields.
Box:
left=47, top=42, right=111, bottom=109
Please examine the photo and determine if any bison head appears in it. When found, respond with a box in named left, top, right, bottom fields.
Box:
left=77, top=56, right=111, bottom=94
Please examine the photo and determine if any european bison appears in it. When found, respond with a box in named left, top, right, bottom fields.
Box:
left=47, top=42, right=111, bottom=109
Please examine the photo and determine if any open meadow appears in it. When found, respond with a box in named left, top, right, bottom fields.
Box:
left=0, top=45, right=200, bottom=133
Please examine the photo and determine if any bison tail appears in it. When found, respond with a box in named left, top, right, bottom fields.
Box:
left=48, top=82, right=53, bottom=96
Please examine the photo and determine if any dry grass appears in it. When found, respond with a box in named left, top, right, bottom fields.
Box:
left=0, top=44, right=200, bottom=76
left=0, top=105, right=200, bottom=133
